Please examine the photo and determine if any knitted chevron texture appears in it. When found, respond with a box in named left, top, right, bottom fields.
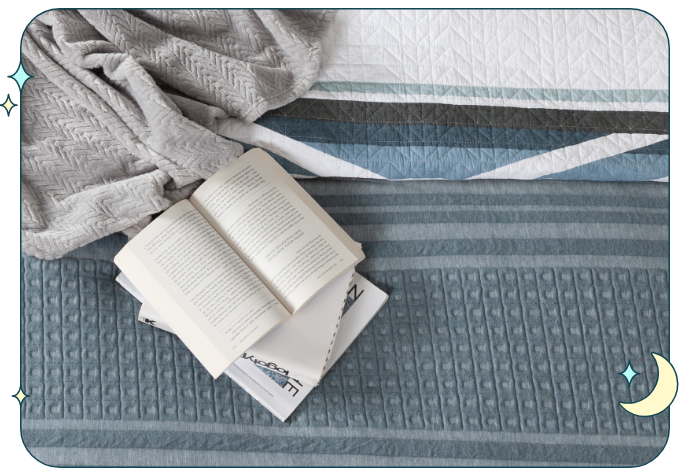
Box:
left=21, top=9, right=334, bottom=259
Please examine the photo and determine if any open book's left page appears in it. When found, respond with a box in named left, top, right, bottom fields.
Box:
left=114, top=200, right=291, bottom=378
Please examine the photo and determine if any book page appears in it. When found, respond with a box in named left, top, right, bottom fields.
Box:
left=114, top=200, right=291, bottom=378
left=241, top=267, right=354, bottom=385
left=127, top=266, right=353, bottom=386
left=190, top=149, right=364, bottom=314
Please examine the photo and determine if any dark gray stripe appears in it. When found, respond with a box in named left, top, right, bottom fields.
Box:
left=331, top=211, right=668, bottom=226
left=298, top=177, right=669, bottom=199
left=264, top=99, right=669, bottom=134
left=22, top=429, right=662, bottom=466
left=309, top=192, right=668, bottom=210
left=360, top=239, right=667, bottom=258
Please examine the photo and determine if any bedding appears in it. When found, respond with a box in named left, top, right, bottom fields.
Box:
left=218, top=10, right=669, bottom=181
left=21, top=9, right=670, bottom=260
left=20, top=178, right=669, bottom=467
left=20, top=9, right=335, bottom=260
left=19, top=8, right=671, bottom=468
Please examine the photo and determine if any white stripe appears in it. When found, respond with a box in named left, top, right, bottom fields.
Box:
left=215, top=118, right=386, bottom=179
left=301, top=90, right=669, bottom=113
left=467, top=134, right=669, bottom=180
left=651, top=176, right=669, bottom=182
left=320, top=10, right=668, bottom=92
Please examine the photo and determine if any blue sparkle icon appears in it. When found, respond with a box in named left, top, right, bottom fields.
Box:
left=8, top=61, right=33, bottom=92
left=619, top=360, right=640, bottom=387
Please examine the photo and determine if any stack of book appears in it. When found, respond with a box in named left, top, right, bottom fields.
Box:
left=114, top=149, right=388, bottom=421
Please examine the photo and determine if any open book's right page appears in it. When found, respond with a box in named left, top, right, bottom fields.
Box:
left=189, top=149, right=364, bottom=314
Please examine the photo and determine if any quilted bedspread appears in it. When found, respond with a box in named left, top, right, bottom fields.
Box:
left=20, top=178, right=669, bottom=466
left=218, top=10, right=669, bottom=181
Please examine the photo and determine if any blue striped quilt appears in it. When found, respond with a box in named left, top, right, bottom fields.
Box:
left=218, top=10, right=669, bottom=182
left=21, top=178, right=669, bottom=466
left=18, top=9, right=672, bottom=467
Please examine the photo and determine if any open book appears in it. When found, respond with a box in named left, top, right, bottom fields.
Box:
left=114, top=149, right=365, bottom=378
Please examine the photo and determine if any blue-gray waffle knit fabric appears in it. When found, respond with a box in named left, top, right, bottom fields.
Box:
left=20, top=178, right=669, bottom=466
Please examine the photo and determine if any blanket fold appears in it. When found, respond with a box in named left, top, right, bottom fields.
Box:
left=21, top=9, right=334, bottom=259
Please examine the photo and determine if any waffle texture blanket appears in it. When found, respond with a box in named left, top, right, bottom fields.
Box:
left=21, top=9, right=334, bottom=260
left=21, top=178, right=669, bottom=467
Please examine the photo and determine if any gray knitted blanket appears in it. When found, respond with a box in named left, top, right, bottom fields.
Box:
left=21, top=9, right=334, bottom=259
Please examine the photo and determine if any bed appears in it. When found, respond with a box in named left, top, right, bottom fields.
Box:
left=20, top=9, right=670, bottom=467
left=219, top=10, right=668, bottom=182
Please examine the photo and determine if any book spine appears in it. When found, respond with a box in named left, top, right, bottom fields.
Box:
left=318, top=269, right=356, bottom=382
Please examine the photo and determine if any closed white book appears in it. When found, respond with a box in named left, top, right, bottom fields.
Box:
left=122, top=267, right=355, bottom=385
left=122, top=272, right=388, bottom=421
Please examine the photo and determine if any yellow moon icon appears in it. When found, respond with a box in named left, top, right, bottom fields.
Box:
left=619, top=353, right=678, bottom=417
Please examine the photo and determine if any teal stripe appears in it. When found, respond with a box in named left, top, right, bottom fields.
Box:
left=22, top=429, right=663, bottom=465
left=309, top=192, right=669, bottom=210
left=332, top=210, right=668, bottom=226
left=310, top=82, right=669, bottom=104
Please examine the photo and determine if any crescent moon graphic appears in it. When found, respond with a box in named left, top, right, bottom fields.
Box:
left=619, top=353, right=678, bottom=417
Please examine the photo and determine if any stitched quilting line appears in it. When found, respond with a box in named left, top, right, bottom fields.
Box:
left=495, top=269, right=525, bottom=432
left=554, top=269, right=597, bottom=432
left=433, top=270, right=462, bottom=430
left=512, top=269, right=544, bottom=432
left=529, top=268, right=562, bottom=433
left=478, top=271, right=510, bottom=430
left=629, top=270, right=669, bottom=437
left=578, top=269, right=618, bottom=433
left=648, top=270, right=668, bottom=361
left=609, top=269, right=640, bottom=436
left=408, top=270, right=444, bottom=430
left=451, top=270, right=486, bottom=431
left=619, top=269, right=658, bottom=436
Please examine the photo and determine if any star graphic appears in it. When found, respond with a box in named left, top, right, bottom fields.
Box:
left=12, top=387, right=28, bottom=405
left=619, top=360, right=640, bottom=387
left=2, top=95, right=16, bottom=116
left=8, top=61, right=33, bottom=92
